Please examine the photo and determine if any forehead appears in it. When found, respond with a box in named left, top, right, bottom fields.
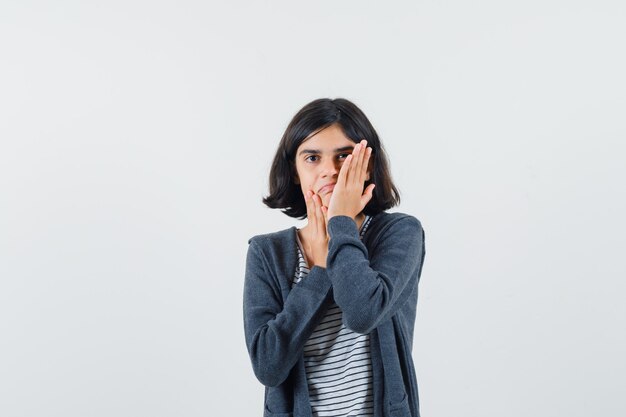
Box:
left=297, top=124, right=356, bottom=151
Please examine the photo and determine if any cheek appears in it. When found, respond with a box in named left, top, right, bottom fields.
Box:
left=296, top=173, right=314, bottom=190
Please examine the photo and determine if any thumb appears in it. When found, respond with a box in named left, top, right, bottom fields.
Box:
left=360, top=183, right=376, bottom=207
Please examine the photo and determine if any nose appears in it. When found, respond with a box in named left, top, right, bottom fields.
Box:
left=320, top=157, right=340, bottom=178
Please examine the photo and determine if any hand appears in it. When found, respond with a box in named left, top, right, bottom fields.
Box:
left=326, top=140, right=375, bottom=221
left=303, top=190, right=329, bottom=268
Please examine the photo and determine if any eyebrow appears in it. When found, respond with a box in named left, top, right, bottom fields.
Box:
left=298, top=145, right=354, bottom=156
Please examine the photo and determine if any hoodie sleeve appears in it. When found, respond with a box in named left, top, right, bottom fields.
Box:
left=325, top=214, right=425, bottom=334
left=243, top=238, right=333, bottom=387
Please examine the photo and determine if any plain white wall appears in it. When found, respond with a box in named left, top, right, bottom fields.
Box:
left=1, top=1, right=624, bottom=416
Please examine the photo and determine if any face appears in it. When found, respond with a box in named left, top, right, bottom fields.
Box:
left=293, top=124, right=369, bottom=207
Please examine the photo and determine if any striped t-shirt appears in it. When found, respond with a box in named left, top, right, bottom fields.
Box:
left=294, top=215, right=374, bottom=417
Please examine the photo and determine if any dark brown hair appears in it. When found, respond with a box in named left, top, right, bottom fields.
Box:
left=263, top=98, right=400, bottom=219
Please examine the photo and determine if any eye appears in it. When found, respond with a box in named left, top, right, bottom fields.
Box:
left=338, top=153, right=351, bottom=160
left=305, top=155, right=319, bottom=163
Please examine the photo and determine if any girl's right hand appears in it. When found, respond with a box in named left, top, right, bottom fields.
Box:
left=303, top=190, right=329, bottom=268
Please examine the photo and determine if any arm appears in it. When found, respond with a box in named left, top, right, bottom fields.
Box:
left=243, top=238, right=333, bottom=387
left=326, top=214, right=425, bottom=334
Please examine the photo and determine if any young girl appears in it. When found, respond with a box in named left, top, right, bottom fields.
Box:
left=243, top=98, right=426, bottom=417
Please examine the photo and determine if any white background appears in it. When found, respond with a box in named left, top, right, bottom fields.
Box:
left=1, top=1, right=625, bottom=416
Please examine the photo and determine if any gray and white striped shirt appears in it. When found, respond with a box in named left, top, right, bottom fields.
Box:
left=294, top=215, right=374, bottom=417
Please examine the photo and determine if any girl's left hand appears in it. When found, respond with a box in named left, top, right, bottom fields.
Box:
left=325, top=140, right=376, bottom=221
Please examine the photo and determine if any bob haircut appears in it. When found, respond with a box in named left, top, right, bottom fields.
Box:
left=263, top=98, right=400, bottom=219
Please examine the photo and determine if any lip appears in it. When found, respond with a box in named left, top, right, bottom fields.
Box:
left=318, top=183, right=336, bottom=195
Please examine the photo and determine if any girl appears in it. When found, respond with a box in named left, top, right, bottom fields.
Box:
left=244, top=98, right=426, bottom=417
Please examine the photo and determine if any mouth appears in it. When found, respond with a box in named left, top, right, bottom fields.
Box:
left=318, top=183, right=336, bottom=195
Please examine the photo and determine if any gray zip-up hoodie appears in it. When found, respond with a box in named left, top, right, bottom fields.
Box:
left=243, top=212, right=426, bottom=417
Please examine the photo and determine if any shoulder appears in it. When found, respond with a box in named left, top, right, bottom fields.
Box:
left=247, top=226, right=298, bottom=262
left=369, top=211, right=423, bottom=235
left=364, top=211, right=424, bottom=250
left=248, top=226, right=295, bottom=246
left=246, top=227, right=298, bottom=285
left=363, top=212, right=426, bottom=268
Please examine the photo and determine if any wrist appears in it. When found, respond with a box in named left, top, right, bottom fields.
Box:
left=327, top=215, right=361, bottom=238
left=327, top=211, right=356, bottom=221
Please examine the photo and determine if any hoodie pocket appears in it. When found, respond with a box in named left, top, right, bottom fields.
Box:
left=264, top=408, right=293, bottom=417
left=389, top=392, right=411, bottom=417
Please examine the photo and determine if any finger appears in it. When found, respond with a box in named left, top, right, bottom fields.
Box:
left=316, top=194, right=327, bottom=234
left=355, top=140, right=368, bottom=184
left=321, top=205, right=329, bottom=233
left=349, top=141, right=364, bottom=184
left=358, top=146, right=373, bottom=184
left=313, top=193, right=327, bottom=237
left=305, top=189, right=316, bottom=225
left=354, top=140, right=369, bottom=186
left=337, top=153, right=352, bottom=187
